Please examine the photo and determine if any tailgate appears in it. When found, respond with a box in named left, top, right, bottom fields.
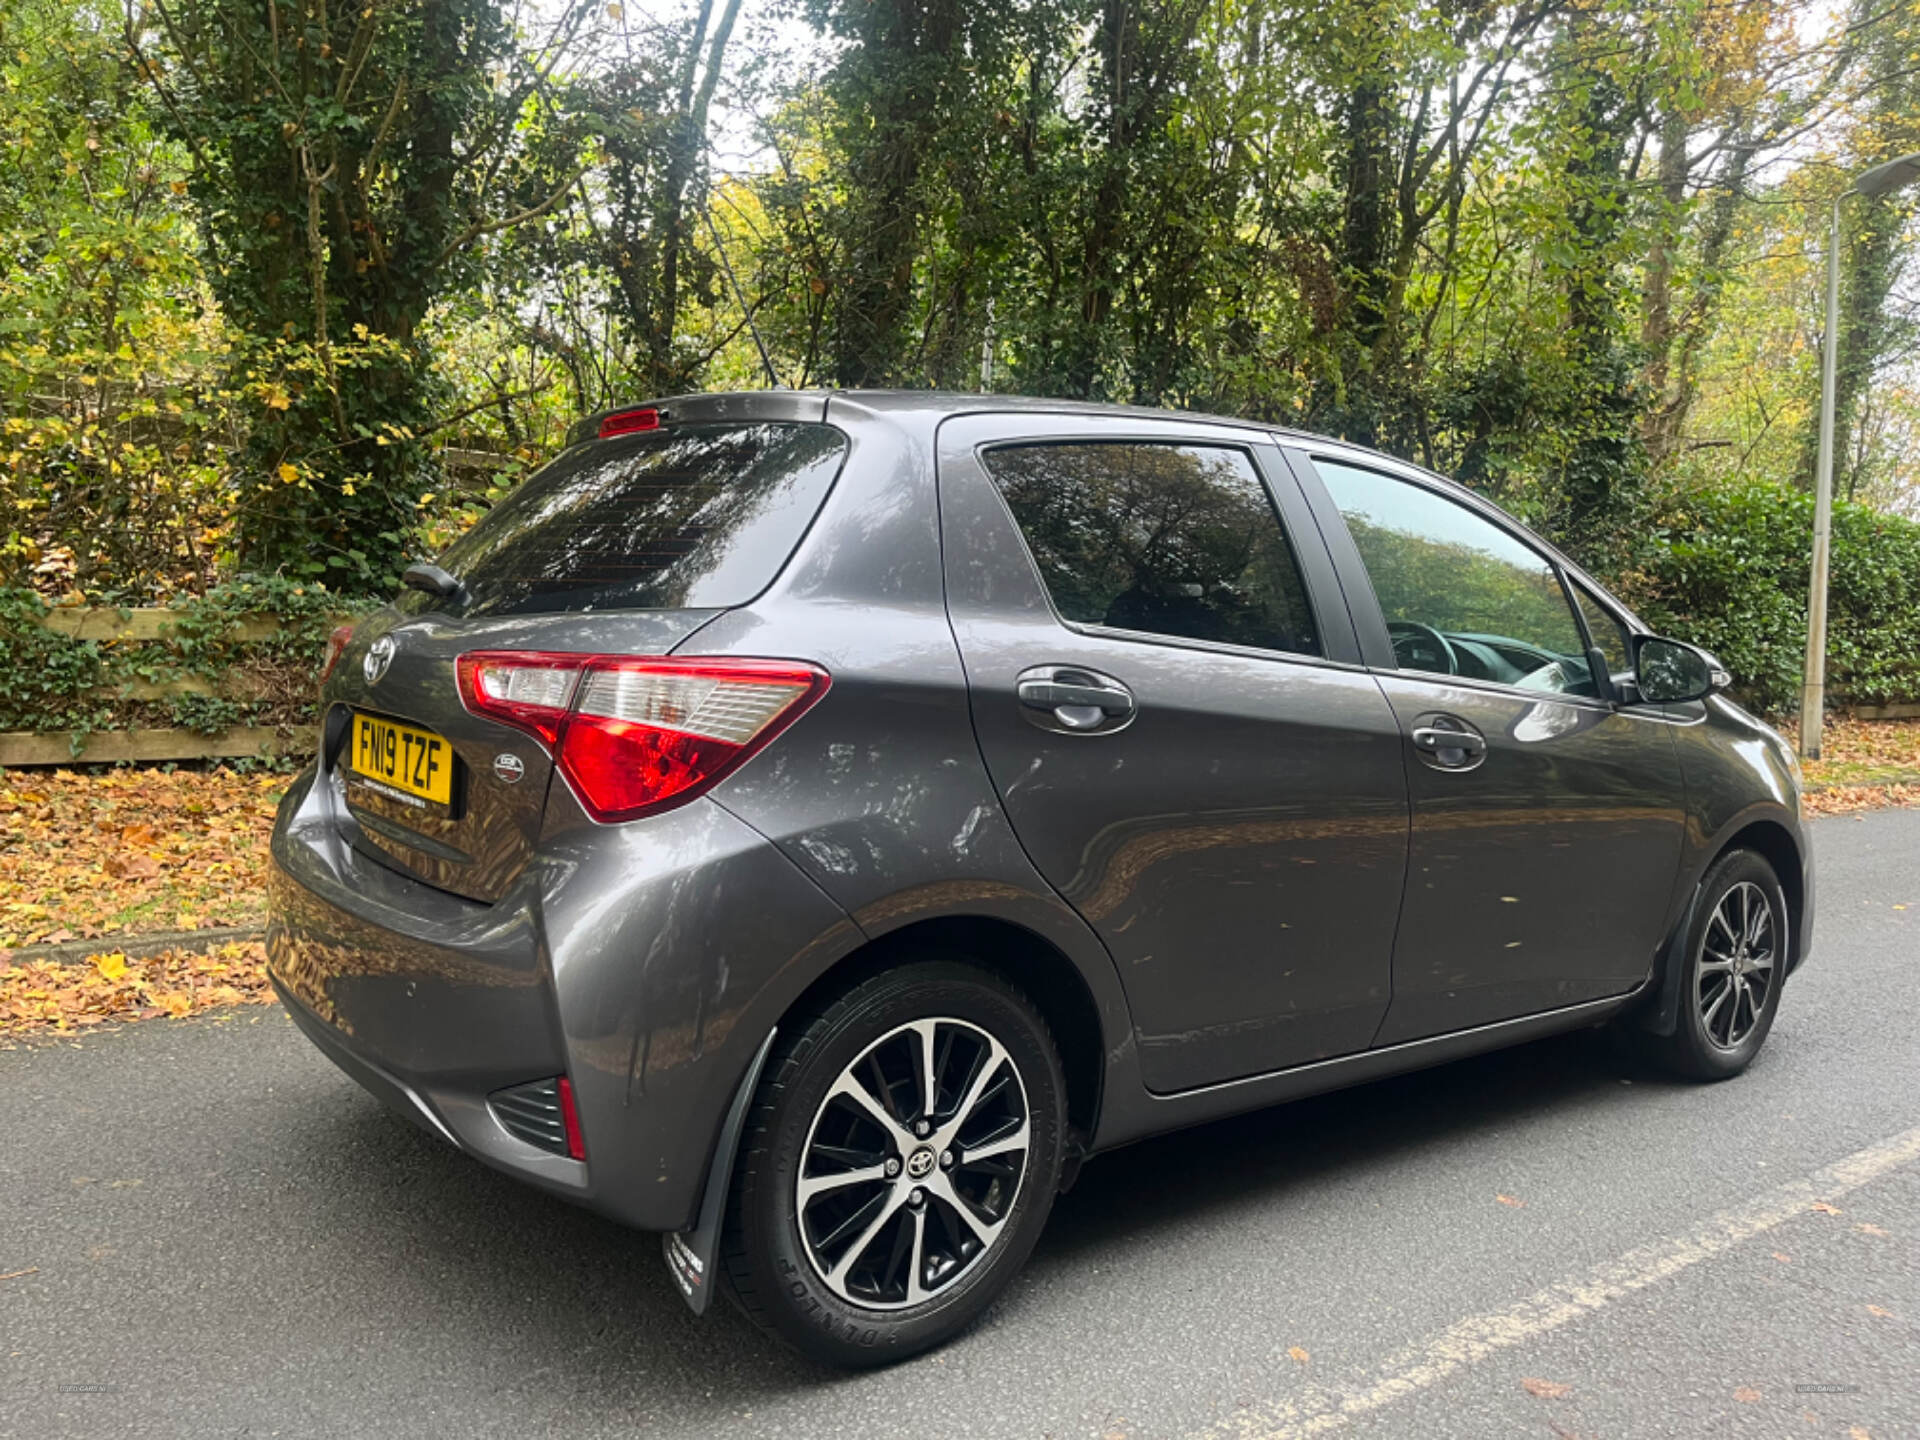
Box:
left=323, top=609, right=714, bottom=901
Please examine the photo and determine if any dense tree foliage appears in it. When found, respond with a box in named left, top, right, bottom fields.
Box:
left=3, top=0, right=1918, bottom=708
left=125, top=0, right=601, bottom=578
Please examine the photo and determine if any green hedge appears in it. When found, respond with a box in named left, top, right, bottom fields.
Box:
left=1620, top=480, right=1920, bottom=715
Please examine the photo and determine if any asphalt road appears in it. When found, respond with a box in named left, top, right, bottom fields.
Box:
left=5, top=809, right=1918, bottom=1440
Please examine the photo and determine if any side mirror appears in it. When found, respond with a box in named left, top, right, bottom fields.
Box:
left=1634, top=635, right=1727, bottom=704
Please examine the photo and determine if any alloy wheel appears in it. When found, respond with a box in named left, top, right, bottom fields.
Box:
left=1696, top=880, right=1776, bottom=1050
left=796, top=1017, right=1030, bottom=1309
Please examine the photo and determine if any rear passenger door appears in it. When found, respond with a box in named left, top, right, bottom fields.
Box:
left=937, top=414, right=1411, bottom=1094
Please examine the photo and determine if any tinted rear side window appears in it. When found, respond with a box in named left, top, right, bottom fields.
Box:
left=982, top=442, right=1320, bottom=656
left=399, top=422, right=848, bottom=617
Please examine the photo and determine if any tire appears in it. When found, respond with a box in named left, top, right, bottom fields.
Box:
left=1643, top=848, right=1788, bottom=1081
left=720, top=958, right=1066, bottom=1368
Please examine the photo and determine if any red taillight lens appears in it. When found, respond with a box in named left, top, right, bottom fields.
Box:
left=455, top=651, right=829, bottom=822
left=320, top=623, right=356, bottom=682
left=598, top=407, right=660, bottom=438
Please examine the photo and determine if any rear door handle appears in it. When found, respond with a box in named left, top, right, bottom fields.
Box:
left=1018, top=679, right=1133, bottom=713
left=1016, top=667, right=1136, bottom=733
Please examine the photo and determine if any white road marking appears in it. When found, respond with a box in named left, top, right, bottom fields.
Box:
left=1201, top=1123, right=1920, bottom=1440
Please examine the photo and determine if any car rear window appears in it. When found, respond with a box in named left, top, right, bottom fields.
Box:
left=397, top=422, right=848, bottom=618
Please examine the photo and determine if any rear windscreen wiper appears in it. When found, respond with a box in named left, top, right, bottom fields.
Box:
left=401, top=562, right=467, bottom=605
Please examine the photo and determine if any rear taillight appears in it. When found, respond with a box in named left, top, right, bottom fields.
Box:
left=456, top=651, right=828, bottom=822
left=320, top=623, right=356, bottom=682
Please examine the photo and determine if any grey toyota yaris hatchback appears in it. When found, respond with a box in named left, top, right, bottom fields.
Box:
left=269, top=391, right=1811, bottom=1365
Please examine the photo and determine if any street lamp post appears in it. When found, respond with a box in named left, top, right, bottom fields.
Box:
left=1801, top=151, right=1920, bottom=760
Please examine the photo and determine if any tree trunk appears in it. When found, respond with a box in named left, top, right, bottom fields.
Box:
left=1638, top=103, right=1690, bottom=452
left=828, top=0, right=961, bottom=387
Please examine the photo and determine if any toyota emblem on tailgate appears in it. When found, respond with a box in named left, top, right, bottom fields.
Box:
left=363, top=635, right=396, bottom=685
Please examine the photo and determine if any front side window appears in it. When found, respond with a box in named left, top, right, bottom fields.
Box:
left=982, top=442, right=1320, bottom=657
left=1315, top=459, right=1596, bottom=696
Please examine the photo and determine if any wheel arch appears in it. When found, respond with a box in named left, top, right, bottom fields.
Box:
left=777, top=914, right=1108, bottom=1142
left=1637, top=806, right=1808, bottom=1037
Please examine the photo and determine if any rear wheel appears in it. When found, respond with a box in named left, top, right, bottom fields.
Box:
left=1644, top=848, right=1787, bottom=1081
left=721, top=959, right=1066, bottom=1367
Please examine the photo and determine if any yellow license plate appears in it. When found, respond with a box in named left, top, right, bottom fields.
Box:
left=350, top=713, right=454, bottom=806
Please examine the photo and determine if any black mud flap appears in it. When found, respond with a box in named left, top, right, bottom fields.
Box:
left=663, top=1027, right=777, bottom=1315
left=1637, top=885, right=1704, bottom=1038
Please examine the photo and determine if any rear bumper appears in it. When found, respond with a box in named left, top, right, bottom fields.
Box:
left=267, top=780, right=591, bottom=1204
left=272, top=971, right=591, bottom=1199
left=266, top=765, right=859, bottom=1232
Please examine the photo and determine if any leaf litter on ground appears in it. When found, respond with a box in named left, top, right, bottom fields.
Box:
left=1788, top=718, right=1920, bottom=816
left=0, top=940, right=274, bottom=1034
left=0, top=767, right=285, bottom=951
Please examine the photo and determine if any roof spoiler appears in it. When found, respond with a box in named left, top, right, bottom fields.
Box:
left=563, top=391, right=834, bottom=450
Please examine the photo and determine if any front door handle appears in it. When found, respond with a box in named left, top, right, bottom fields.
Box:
left=1410, top=718, right=1487, bottom=769
left=1411, top=726, right=1486, bottom=756
left=1016, top=666, right=1135, bottom=733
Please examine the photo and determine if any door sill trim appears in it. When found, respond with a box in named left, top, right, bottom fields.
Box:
left=1096, top=985, right=1647, bottom=1153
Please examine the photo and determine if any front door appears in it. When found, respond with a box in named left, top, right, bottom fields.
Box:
left=938, top=416, right=1411, bottom=1093
left=1300, top=453, right=1687, bottom=1045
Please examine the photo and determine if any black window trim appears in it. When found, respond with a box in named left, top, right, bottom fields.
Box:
left=1561, top=567, right=1637, bottom=669
left=1287, top=447, right=1630, bottom=714
left=1559, top=567, right=1630, bottom=684
left=972, top=432, right=1358, bottom=671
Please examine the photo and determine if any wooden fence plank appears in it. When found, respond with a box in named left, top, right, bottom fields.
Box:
left=440, top=446, right=522, bottom=472
left=92, top=673, right=278, bottom=701
left=108, top=677, right=214, bottom=700
left=32, top=608, right=306, bottom=642
left=0, top=726, right=314, bottom=768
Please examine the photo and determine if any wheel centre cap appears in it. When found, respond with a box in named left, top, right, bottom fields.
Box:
left=906, top=1147, right=937, bottom=1180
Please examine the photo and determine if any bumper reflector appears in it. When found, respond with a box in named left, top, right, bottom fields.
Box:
left=557, top=1074, right=587, bottom=1161
left=489, top=1076, right=585, bottom=1160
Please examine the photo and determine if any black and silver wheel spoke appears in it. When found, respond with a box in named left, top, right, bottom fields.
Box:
left=1696, top=881, right=1775, bottom=1050
left=798, top=1015, right=1030, bottom=1309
